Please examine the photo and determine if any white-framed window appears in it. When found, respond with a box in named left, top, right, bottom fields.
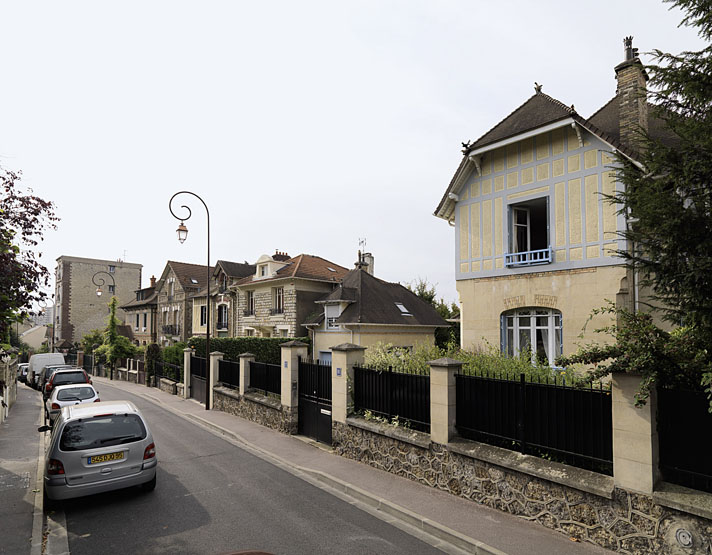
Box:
left=217, top=304, right=228, bottom=330
left=143, top=312, right=147, bottom=328
left=502, top=308, right=562, bottom=366
left=327, top=317, right=339, bottom=329
left=108, top=265, right=115, bottom=273
left=273, top=287, right=284, bottom=314
left=247, top=291, right=255, bottom=315
left=325, top=303, right=340, bottom=330
left=108, top=284, right=115, bottom=294
left=259, top=265, right=267, bottom=277
left=244, top=328, right=255, bottom=337
left=135, top=314, right=140, bottom=330
left=506, top=197, right=551, bottom=267
left=200, top=305, right=207, bottom=327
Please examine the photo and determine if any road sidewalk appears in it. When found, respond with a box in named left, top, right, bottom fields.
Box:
left=95, top=377, right=609, bottom=555
left=0, top=383, right=45, bottom=555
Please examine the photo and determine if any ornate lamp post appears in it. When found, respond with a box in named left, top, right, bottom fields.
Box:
left=169, top=191, right=211, bottom=410
left=38, top=296, right=56, bottom=353
left=92, top=270, right=117, bottom=379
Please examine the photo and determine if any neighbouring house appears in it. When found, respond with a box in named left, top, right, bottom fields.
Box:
left=155, top=261, right=210, bottom=346
left=304, top=254, right=449, bottom=363
left=119, top=276, right=160, bottom=345
left=20, top=325, right=49, bottom=351
left=54, top=255, right=142, bottom=346
left=233, top=251, right=349, bottom=338
left=434, top=38, right=674, bottom=364
left=191, top=260, right=255, bottom=339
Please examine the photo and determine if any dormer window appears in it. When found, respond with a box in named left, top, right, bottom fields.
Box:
left=325, top=303, right=341, bottom=329
left=395, top=302, right=412, bottom=316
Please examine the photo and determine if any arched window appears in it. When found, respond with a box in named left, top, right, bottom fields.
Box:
left=502, top=308, right=562, bottom=366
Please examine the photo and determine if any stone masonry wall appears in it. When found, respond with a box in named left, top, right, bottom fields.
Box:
left=214, top=387, right=297, bottom=434
left=332, top=421, right=712, bottom=554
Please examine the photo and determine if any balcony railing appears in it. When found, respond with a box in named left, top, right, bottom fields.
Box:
left=504, top=247, right=552, bottom=268
left=270, top=307, right=284, bottom=315
left=162, top=324, right=180, bottom=335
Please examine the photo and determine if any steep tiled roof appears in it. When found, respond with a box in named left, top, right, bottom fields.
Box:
left=466, top=92, right=576, bottom=152
left=588, top=96, right=680, bottom=150
left=307, top=269, right=448, bottom=327
left=167, top=261, right=212, bottom=291
left=235, top=254, right=349, bottom=286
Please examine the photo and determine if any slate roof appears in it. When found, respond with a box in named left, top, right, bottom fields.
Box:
left=119, top=286, right=158, bottom=310
left=235, top=254, right=349, bottom=286
left=216, top=260, right=255, bottom=279
left=306, top=268, right=449, bottom=327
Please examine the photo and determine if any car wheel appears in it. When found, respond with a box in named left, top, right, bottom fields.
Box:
left=43, top=488, right=58, bottom=512
left=141, top=474, right=156, bottom=492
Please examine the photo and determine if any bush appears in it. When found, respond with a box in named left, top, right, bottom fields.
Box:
left=162, top=342, right=187, bottom=366
left=187, top=336, right=310, bottom=365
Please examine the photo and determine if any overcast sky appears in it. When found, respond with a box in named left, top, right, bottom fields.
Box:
left=1, top=1, right=705, bottom=305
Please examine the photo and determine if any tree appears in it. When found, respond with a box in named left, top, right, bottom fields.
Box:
left=407, top=278, right=460, bottom=348
left=0, top=167, right=58, bottom=340
left=613, top=0, right=712, bottom=331
left=567, top=1, right=712, bottom=407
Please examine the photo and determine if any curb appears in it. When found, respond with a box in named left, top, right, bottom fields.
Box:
left=99, top=379, right=509, bottom=555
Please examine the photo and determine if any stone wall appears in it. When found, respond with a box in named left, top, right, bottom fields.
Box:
left=214, top=387, right=297, bottom=434
left=333, top=419, right=712, bottom=554
left=159, top=378, right=177, bottom=395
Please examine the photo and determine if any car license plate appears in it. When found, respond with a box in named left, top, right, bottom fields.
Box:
left=88, top=451, right=124, bottom=465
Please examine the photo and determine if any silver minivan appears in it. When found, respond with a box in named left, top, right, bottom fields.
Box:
left=40, top=400, right=157, bottom=503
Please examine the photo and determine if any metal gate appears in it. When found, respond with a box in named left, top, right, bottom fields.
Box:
left=298, top=358, right=332, bottom=445
left=190, top=356, right=207, bottom=403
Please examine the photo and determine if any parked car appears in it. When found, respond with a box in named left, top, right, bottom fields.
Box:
left=40, top=365, right=74, bottom=398
left=28, top=353, right=65, bottom=390
left=39, top=400, right=157, bottom=502
left=45, top=384, right=100, bottom=425
left=17, top=363, right=29, bottom=383
left=44, top=369, right=92, bottom=402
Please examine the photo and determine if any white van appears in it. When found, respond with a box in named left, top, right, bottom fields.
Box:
left=28, top=353, right=66, bottom=390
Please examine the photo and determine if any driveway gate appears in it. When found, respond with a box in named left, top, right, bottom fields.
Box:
left=298, top=358, right=332, bottom=445
left=190, top=355, right=207, bottom=403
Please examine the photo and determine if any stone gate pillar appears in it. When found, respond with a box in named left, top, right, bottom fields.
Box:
left=330, top=343, right=365, bottom=424
left=429, top=357, right=462, bottom=445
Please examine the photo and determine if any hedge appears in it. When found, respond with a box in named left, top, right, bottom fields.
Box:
left=187, top=336, right=311, bottom=365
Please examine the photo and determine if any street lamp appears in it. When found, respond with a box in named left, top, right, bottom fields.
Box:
left=92, top=271, right=117, bottom=379
left=38, top=296, right=56, bottom=353
left=169, top=191, right=211, bottom=411
left=92, top=271, right=116, bottom=298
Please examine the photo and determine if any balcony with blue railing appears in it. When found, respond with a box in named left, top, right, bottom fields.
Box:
left=504, top=247, right=552, bottom=268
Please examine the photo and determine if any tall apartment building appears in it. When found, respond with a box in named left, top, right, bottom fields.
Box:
left=54, top=256, right=142, bottom=347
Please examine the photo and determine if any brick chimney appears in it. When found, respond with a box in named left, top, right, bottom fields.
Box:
left=615, top=36, right=649, bottom=153
left=150, top=275, right=156, bottom=288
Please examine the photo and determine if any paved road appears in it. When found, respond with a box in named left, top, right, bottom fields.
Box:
left=59, top=382, right=448, bottom=554
left=0, top=383, right=42, bottom=555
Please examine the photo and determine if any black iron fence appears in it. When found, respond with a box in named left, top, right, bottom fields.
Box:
left=353, top=365, right=431, bottom=433
left=154, top=360, right=183, bottom=383
left=249, top=361, right=281, bottom=396
left=190, top=356, right=207, bottom=379
left=658, top=386, right=712, bottom=494
left=456, top=372, right=613, bottom=474
left=218, top=359, right=240, bottom=390
left=83, top=354, right=94, bottom=374
left=65, top=353, right=77, bottom=366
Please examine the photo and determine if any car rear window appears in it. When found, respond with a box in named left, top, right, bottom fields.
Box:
left=60, top=415, right=147, bottom=451
left=56, top=387, right=95, bottom=401
left=53, top=372, right=86, bottom=385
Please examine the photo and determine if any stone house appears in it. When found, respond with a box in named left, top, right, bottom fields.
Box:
left=191, top=260, right=255, bottom=339
left=434, top=38, right=674, bottom=363
left=54, top=255, right=142, bottom=346
left=304, top=255, right=449, bottom=363
left=155, top=261, right=210, bottom=346
left=119, top=276, right=159, bottom=345
left=233, top=251, right=349, bottom=338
